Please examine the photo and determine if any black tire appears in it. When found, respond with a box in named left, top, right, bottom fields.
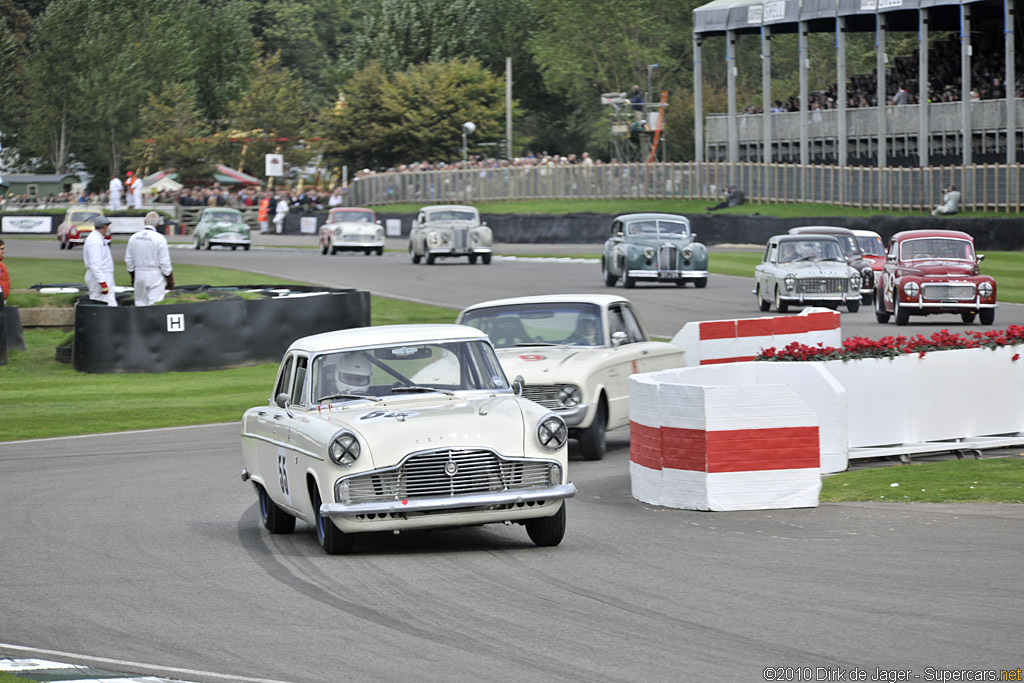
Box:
left=577, top=402, right=607, bottom=461
left=895, top=296, right=910, bottom=326
left=525, top=503, right=566, bottom=547
left=231, top=245, right=237, bottom=250
left=321, top=241, right=329, bottom=255
left=960, top=311, right=976, bottom=324
left=59, top=239, right=67, bottom=250
left=693, top=277, right=708, bottom=289
left=426, top=253, right=436, bottom=265
left=193, top=236, right=200, bottom=250
left=482, top=253, right=491, bottom=265
left=875, top=289, right=890, bottom=323
left=258, top=484, right=295, bottom=534
left=979, top=309, right=995, bottom=325
left=204, top=239, right=212, bottom=251
left=757, top=285, right=771, bottom=311
left=365, top=249, right=372, bottom=255
left=861, top=290, right=874, bottom=307
left=774, top=287, right=789, bottom=313
left=409, top=244, right=420, bottom=264
left=376, top=247, right=383, bottom=256
left=312, top=485, right=354, bottom=555
left=622, top=267, right=635, bottom=289
left=331, top=246, right=339, bottom=255
left=66, top=242, right=74, bottom=250
left=675, top=280, right=687, bottom=287
left=243, top=244, right=250, bottom=251
left=469, top=254, right=478, bottom=264
left=602, top=258, right=618, bottom=287
left=846, top=299, right=860, bottom=313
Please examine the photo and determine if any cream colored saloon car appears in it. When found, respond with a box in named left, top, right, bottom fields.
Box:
left=240, top=324, right=575, bottom=554
left=457, top=295, right=687, bottom=461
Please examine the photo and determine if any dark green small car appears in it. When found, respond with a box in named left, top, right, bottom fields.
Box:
left=193, top=207, right=251, bottom=251
left=601, top=213, right=709, bottom=288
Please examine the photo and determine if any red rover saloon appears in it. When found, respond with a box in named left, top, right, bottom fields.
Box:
left=875, top=229, right=996, bottom=326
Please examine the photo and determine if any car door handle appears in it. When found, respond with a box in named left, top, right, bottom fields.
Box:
left=272, top=414, right=284, bottom=421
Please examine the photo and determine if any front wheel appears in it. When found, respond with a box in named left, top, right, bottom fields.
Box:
left=481, top=253, right=491, bottom=265
left=693, top=277, right=708, bottom=289
left=426, top=253, right=436, bottom=265
left=979, top=309, right=995, bottom=325
left=193, top=235, right=200, bottom=250
left=243, top=244, right=250, bottom=251
left=258, top=484, right=295, bottom=534
left=525, top=504, right=566, bottom=547
left=960, top=311, right=976, bottom=324
left=577, top=402, right=607, bottom=461
left=468, top=254, right=478, bottom=264
left=757, top=285, right=771, bottom=311
left=875, top=289, right=890, bottom=323
left=622, top=267, right=635, bottom=289
left=313, top=486, right=354, bottom=555
left=321, top=241, right=329, bottom=255
left=59, top=239, right=67, bottom=250
left=895, top=297, right=910, bottom=326
left=846, top=299, right=860, bottom=313
left=774, top=287, right=789, bottom=313
left=376, top=247, right=383, bottom=256
left=602, top=258, right=618, bottom=287
left=204, top=239, right=212, bottom=251
left=409, top=244, right=421, bottom=264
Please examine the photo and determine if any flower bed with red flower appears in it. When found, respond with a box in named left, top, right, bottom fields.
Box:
left=755, top=325, right=1024, bottom=362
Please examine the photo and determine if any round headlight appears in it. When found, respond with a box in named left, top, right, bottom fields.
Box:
left=334, top=227, right=343, bottom=237
left=850, top=273, right=862, bottom=289
left=784, top=275, right=796, bottom=292
left=682, top=247, right=693, bottom=260
left=902, top=281, right=920, bottom=298
left=558, top=385, right=581, bottom=407
left=978, top=282, right=994, bottom=298
left=643, top=247, right=655, bottom=259
left=441, top=232, right=450, bottom=244
left=861, top=267, right=874, bottom=284
left=329, top=431, right=360, bottom=466
left=537, top=415, right=568, bottom=451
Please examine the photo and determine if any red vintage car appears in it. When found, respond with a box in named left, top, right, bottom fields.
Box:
left=875, top=229, right=996, bottom=326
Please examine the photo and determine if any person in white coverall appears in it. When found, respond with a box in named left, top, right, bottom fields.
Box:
left=83, top=216, right=117, bottom=306
left=108, top=175, right=124, bottom=211
left=130, top=173, right=144, bottom=209
left=274, top=193, right=289, bottom=234
left=125, top=212, right=174, bottom=306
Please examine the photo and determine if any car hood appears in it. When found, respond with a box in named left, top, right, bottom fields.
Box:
left=901, top=260, right=979, bottom=277
left=495, top=345, right=605, bottom=383
left=425, top=220, right=481, bottom=229
left=323, top=393, right=532, bottom=463
left=331, top=221, right=377, bottom=230
left=622, top=236, right=693, bottom=249
left=208, top=221, right=247, bottom=233
left=780, top=261, right=852, bottom=276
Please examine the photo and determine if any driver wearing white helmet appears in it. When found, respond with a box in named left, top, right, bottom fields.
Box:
left=318, top=351, right=373, bottom=400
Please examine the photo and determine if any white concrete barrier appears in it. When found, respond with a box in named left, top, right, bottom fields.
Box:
left=671, top=308, right=841, bottom=366
left=630, top=366, right=822, bottom=511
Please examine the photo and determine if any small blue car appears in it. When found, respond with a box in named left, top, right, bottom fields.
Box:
left=601, top=213, right=708, bottom=288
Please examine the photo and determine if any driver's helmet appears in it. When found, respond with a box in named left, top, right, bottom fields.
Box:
left=575, top=314, right=600, bottom=343
left=325, top=352, right=372, bottom=393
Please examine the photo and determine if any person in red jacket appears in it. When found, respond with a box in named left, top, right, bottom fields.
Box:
left=257, top=193, right=271, bottom=234
left=0, top=238, right=10, bottom=303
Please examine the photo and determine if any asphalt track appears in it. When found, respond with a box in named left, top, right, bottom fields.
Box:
left=2, top=234, right=1024, bottom=682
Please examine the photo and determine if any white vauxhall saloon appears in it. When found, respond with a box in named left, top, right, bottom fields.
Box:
left=457, top=295, right=688, bottom=461
left=240, top=324, right=575, bottom=554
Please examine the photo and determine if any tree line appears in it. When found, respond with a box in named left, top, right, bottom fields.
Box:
left=0, top=0, right=907, bottom=188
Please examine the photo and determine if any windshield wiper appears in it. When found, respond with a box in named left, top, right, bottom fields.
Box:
left=317, top=393, right=381, bottom=403
left=513, top=341, right=559, bottom=346
left=391, top=385, right=454, bottom=396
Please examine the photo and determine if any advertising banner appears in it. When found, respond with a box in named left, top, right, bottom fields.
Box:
left=2, top=215, right=52, bottom=233
left=300, top=216, right=317, bottom=234
left=265, top=154, right=284, bottom=177
left=110, top=217, right=146, bottom=234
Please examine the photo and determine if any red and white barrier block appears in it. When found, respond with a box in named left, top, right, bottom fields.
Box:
left=670, top=309, right=841, bottom=366
left=629, top=368, right=821, bottom=511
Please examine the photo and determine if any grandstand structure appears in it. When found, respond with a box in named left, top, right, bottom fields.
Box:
left=692, top=0, right=1021, bottom=169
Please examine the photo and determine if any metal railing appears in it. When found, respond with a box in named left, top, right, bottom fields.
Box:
left=345, top=162, right=1024, bottom=213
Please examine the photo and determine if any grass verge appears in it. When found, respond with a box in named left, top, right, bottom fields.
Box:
left=821, top=457, right=1024, bottom=503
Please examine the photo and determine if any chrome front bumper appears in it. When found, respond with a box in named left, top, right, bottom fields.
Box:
left=211, top=232, right=250, bottom=245
left=427, top=247, right=493, bottom=256
left=627, top=269, right=708, bottom=280
left=321, top=483, right=577, bottom=517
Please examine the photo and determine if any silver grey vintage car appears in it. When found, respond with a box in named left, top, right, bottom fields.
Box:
left=601, top=213, right=708, bottom=288
left=408, top=204, right=493, bottom=264
left=753, top=234, right=862, bottom=313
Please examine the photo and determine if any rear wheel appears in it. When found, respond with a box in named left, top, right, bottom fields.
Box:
left=875, top=289, right=890, bottom=323
left=313, top=485, right=354, bottom=555
left=774, top=287, right=789, bottom=313
left=577, top=402, right=607, bottom=461
left=525, top=504, right=566, bottom=547
left=979, top=309, right=995, bottom=325
left=757, top=285, right=771, bottom=311
left=258, top=484, right=295, bottom=534
left=960, top=311, right=976, bottom=324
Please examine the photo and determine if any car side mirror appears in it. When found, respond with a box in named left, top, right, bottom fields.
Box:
left=275, top=392, right=290, bottom=409
left=887, top=255, right=896, bottom=262
left=977, top=253, right=985, bottom=262
left=691, top=233, right=697, bottom=240
left=615, top=230, right=624, bottom=238
left=511, top=375, right=525, bottom=396
left=611, top=331, right=628, bottom=347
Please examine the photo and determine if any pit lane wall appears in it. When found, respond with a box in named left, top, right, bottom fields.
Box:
left=72, top=286, right=369, bottom=373
left=671, top=309, right=841, bottom=365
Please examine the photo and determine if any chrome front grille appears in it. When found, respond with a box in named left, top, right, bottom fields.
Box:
left=343, top=449, right=553, bottom=503
left=521, top=385, right=563, bottom=410
left=797, top=278, right=847, bottom=294
left=452, top=228, right=469, bottom=250
left=923, top=283, right=975, bottom=300
left=658, top=244, right=677, bottom=270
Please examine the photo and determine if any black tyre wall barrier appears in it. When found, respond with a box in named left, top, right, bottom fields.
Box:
left=72, top=286, right=370, bottom=373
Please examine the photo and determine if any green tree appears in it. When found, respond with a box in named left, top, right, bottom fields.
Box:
left=184, top=0, right=259, bottom=127
left=126, top=81, right=212, bottom=181
left=321, top=58, right=509, bottom=171
left=0, top=17, right=25, bottom=159
left=222, top=52, right=314, bottom=180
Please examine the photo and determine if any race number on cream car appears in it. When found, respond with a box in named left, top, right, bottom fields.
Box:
left=240, top=324, right=575, bottom=554
left=458, top=294, right=687, bottom=461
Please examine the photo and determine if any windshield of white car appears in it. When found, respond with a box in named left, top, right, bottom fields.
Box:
left=900, top=238, right=974, bottom=261
left=626, top=219, right=690, bottom=237
left=777, top=240, right=845, bottom=263
left=310, top=340, right=508, bottom=402
left=461, top=303, right=605, bottom=348
left=334, top=211, right=373, bottom=223
left=427, top=211, right=476, bottom=222
left=856, top=236, right=885, bottom=256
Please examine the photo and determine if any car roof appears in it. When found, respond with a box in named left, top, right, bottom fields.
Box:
left=329, top=207, right=374, bottom=213
left=788, top=225, right=854, bottom=236
left=851, top=229, right=882, bottom=238
left=770, top=234, right=842, bottom=244
left=203, top=207, right=241, bottom=214
left=891, top=229, right=974, bottom=241
left=420, top=204, right=477, bottom=212
left=615, top=213, right=690, bottom=222
left=288, top=324, right=489, bottom=355
left=460, top=294, right=630, bottom=316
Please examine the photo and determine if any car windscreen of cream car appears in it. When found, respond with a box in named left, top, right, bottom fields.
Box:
left=240, top=324, right=575, bottom=554
left=457, top=295, right=687, bottom=461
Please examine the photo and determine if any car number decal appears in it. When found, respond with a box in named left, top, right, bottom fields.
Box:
left=276, top=447, right=291, bottom=504
left=519, top=354, right=546, bottom=361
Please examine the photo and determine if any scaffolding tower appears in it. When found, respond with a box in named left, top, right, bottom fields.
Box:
left=601, top=90, right=668, bottom=163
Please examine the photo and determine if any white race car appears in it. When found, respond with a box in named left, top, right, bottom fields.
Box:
left=408, top=204, right=493, bottom=264
left=458, top=295, right=688, bottom=461
left=240, top=324, right=575, bottom=554
left=319, top=207, right=385, bottom=256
